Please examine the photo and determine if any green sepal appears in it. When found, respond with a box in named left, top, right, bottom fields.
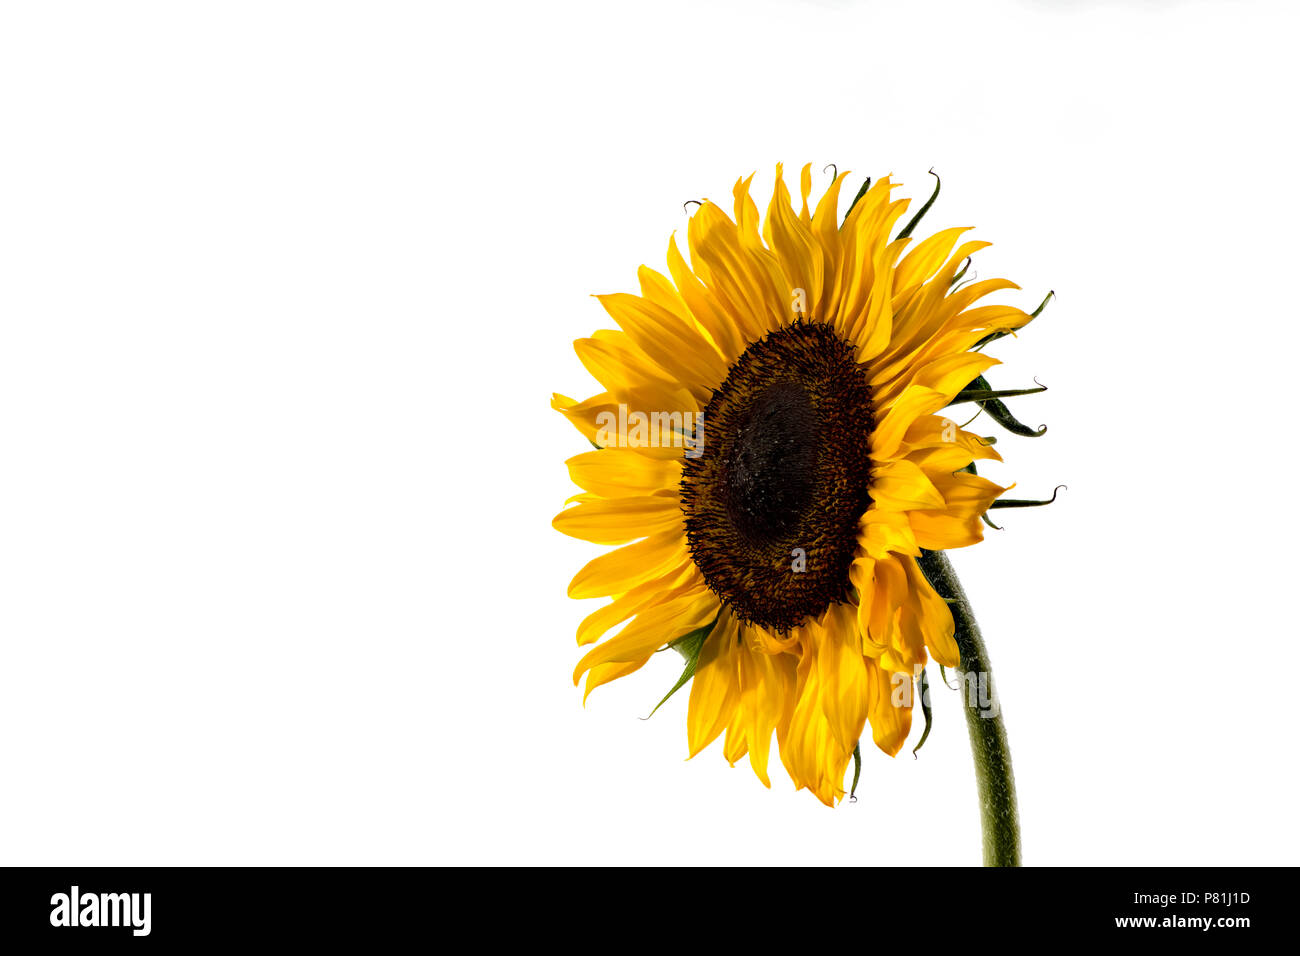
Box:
left=645, top=619, right=717, bottom=719
left=844, top=176, right=872, bottom=221
left=897, top=168, right=940, bottom=240
left=850, top=743, right=862, bottom=801
left=667, top=618, right=715, bottom=660
left=974, top=289, right=1054, bottom=350
left=912, top=668, right=933, bottom=758
left=947, top=383, right=1047, bottom=406
left=988, top=485, right=1066, bottom=509
left=965, top=374, right=1047, bottom=437
left=949, top=256, right=972, bottom=287
left=1029, top=289, right=1056, bottom=319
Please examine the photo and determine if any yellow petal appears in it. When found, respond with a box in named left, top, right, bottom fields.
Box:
left=875, top=351, right=999, bottom=410
left=565, top=449, right=681, bottom=499
left=573, top=586, right=718, bottom=685
left=594, top=292, right=726, bottom=398
left=850, top=554, right=887, bottom=657
left=687, top=203, right=785, bottom=341
left=870, top=459, right=947, bottom=512
left=552, top=495, right=683, bottom=544
left=779, top=646, right=853, bottom=807
left=870, top=385, right=948, bottom=461
left=575, top=562, right=696, bottom=646
left=737, top=643, right=796, bottom=787
left=904, top=557, right=959, bottom=667
left=857, top=509, right=921, bottom=560
left=686, top=613, right=741, bottom=756
left=908, top=473, right=1008, bottom=550
left=666, top=233, right=746, bottom=364
left=582, top=659, right=650, bottom=705
left=572, top=336, right=697, bottom=413
left=866, top=657, right=912, bottom=757
left=893, top=226, right=972, bottom=293
left=763, top=164, right=825, bottom=318
left=813, top=604, right=871, bottom=753
left=566, top=528, right=687, bottom=599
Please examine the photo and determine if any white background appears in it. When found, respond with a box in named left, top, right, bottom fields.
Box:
left=2, top=0, right=1297, bottom=866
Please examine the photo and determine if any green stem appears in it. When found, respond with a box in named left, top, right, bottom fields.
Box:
left=917, top=548, right=1021, bottom=867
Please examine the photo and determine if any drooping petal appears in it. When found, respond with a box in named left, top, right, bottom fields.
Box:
left=870, top=459, right=947, bottom=512
left=903, top=556, right=959, bottom=668
left=780, top=644, right=855, bottom=807
left=908, top=472, right=1009, bottom=550
left=686, top=612, right=742, bottom=757
left=812, top=604, right=872, bottom=754
left=865, top=656, right=913, bottom=757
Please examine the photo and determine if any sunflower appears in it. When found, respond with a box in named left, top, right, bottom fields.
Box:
left=552, top=165, right=1036, bottom=806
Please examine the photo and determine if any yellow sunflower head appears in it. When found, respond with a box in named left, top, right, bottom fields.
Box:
left=552, top=164, right=1041, bottom=806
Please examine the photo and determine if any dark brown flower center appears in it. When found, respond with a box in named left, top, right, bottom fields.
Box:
left=681, top=321, right=874, bottom=632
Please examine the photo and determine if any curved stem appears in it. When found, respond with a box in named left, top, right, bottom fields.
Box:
left=918, top=549, right=1021, bottom=867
